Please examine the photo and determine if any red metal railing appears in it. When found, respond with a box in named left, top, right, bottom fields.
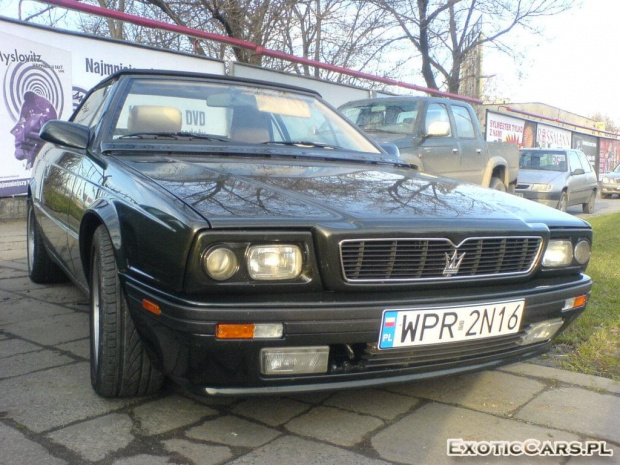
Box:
left=36, top=0, right=483, bottom=104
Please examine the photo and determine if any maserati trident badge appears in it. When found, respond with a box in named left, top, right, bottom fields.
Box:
left=443, top=250, right=466, bottom=277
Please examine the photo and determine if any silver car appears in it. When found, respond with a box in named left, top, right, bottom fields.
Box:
left=600, top=164, right=620, bottom=198
left=516, top=148, right=598, bottom=213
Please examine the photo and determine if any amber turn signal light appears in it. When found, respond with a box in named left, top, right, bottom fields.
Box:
left=216, top=323, right=255, bottom=339
left=142, top=299, right=161, bottom=316
left=573, top=295, right=588, bottom=308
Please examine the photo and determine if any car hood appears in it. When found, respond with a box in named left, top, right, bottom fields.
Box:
left=603, top=172, right=620, bottom=180
left=517, top=169, right=567, bottom=185
left=118, top=155, right=589, bottom=231
left=365, top=132, right=414, bottom=148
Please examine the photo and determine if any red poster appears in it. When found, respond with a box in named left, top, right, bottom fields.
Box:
left=599, top=139, right=620, bottom=176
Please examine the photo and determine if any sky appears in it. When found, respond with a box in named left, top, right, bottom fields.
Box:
left=1, top=0, right=618, bottom=125
left=483, top=0, right=620, bottom=125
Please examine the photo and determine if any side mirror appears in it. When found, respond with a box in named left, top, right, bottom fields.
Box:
left=379, top=142, right=400, bottom=159
left=572, top=168, right=585, bottom=175
left=425, top=121, right=451, bottom=138
left=40, top=120, right=90, bottom=150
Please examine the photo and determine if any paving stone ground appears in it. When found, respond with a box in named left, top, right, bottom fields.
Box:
left=1, top=218, right=619, bottom=465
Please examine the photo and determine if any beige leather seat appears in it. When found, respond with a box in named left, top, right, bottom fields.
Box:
left=128, top=105, right=182, bottom=133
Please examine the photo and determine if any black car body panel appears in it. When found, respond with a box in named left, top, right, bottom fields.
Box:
left=29, top=70, right=593, bottom=396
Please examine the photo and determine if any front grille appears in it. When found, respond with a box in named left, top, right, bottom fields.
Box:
left=362, top=331, right=527, bottom=369
left=340, top=237, right=542, bottom=282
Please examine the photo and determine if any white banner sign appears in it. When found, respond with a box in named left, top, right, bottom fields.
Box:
left=537, top=123, right=571, bottom=148
left=486, top=112, right=525, bottom=145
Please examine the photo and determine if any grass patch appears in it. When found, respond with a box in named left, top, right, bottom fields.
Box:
left=554, top=213, right=620, bottom=380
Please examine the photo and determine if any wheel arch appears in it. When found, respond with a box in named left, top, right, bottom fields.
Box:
left=79, top=201, right=125, bottom=284
left=481, top=156, right=513, bottom=189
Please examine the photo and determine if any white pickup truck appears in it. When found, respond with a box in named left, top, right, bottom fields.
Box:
left=339, top=97, right=519, bottom=192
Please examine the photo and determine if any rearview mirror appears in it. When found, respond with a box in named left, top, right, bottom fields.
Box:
left=425, top=121, right=450, bottom=137
left=572, top=168, right=585, bottom=176
left=40, top=120, right=90, bottom=150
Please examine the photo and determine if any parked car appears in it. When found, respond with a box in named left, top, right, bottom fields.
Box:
left=29, top=70, right=592, bottom=397
left=600, top=164, right=620, bottom=198
left=338, top=97, right=519, bottom=192
left=515, top=148, right=598, bottom=213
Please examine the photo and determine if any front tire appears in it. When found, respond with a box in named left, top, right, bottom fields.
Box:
left=27, top=202, right=68, bottom=284
left=89, top=225, right=164, bottom=398
left=489, top=177, right=507, bottom=192
left=557, top=191, right=568, bottom=212
left=583, top=191, right=596, bottom=214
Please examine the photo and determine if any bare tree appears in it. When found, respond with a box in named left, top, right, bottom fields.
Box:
left=374, top=0, right=575, bottom=93
left=96, top=0, right=125, bottom=39
left=590, top=113, right=619, bottom=133
left=17, top=0, right=406, bottom=87
left=271, top=0, right=406, bottom=85
left=141, top=0, right=292, bottom=65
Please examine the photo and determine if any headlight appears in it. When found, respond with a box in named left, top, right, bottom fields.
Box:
left=530, top=183, right=552, bottom=192
left=203, top=246, right=239, bottom=281
left=574, top=240, right=591, bottom=265
left=542, top=240, right=573, bottom=267
left=602, top=177, right=610, bottom=183
left=247, top=244, right=302, bottom=280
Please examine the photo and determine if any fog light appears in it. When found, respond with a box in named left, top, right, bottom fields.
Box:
left=203, top=247, right=239, bottom=281
left=260, top=347, right=329, bottom=375
left=542, top=240, right=573, bottom=267
left=520, top=319, right=564, bottom=345
left=574, top=240, right=591, bottom=265
left=247, top=245, right=302, bottom=280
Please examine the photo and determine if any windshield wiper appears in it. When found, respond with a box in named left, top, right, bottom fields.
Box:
left=116, top=132, right=229, bottom=142
left=262, top=140, right=341, bottom=150
left=175, top=132, right=230, bottom=142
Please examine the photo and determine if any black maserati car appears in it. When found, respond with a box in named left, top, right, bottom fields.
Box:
left=28, top=70, right=592, bottom=397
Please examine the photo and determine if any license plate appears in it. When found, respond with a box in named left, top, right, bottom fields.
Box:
left=515, top=193, right=524, bottom=197
left=379, top=300, right=524, bottom=349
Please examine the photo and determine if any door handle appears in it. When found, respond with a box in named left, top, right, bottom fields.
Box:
left=452, top=148, right=459, bottom=154
left=476, top=149, right=482, bottom=154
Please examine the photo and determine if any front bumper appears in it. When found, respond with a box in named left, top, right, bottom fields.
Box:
left=600, top=182, right=620, bottom=195
left=515, top=190, right=561, bottom=208
left=124, top=274, right=591, bottom=395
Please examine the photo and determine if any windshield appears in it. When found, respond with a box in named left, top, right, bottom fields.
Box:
left=519, top=151, right=568, bottom=172
left=340, top=100, right=418, bottom=135
left=109, top=78, right=380, bottom=154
